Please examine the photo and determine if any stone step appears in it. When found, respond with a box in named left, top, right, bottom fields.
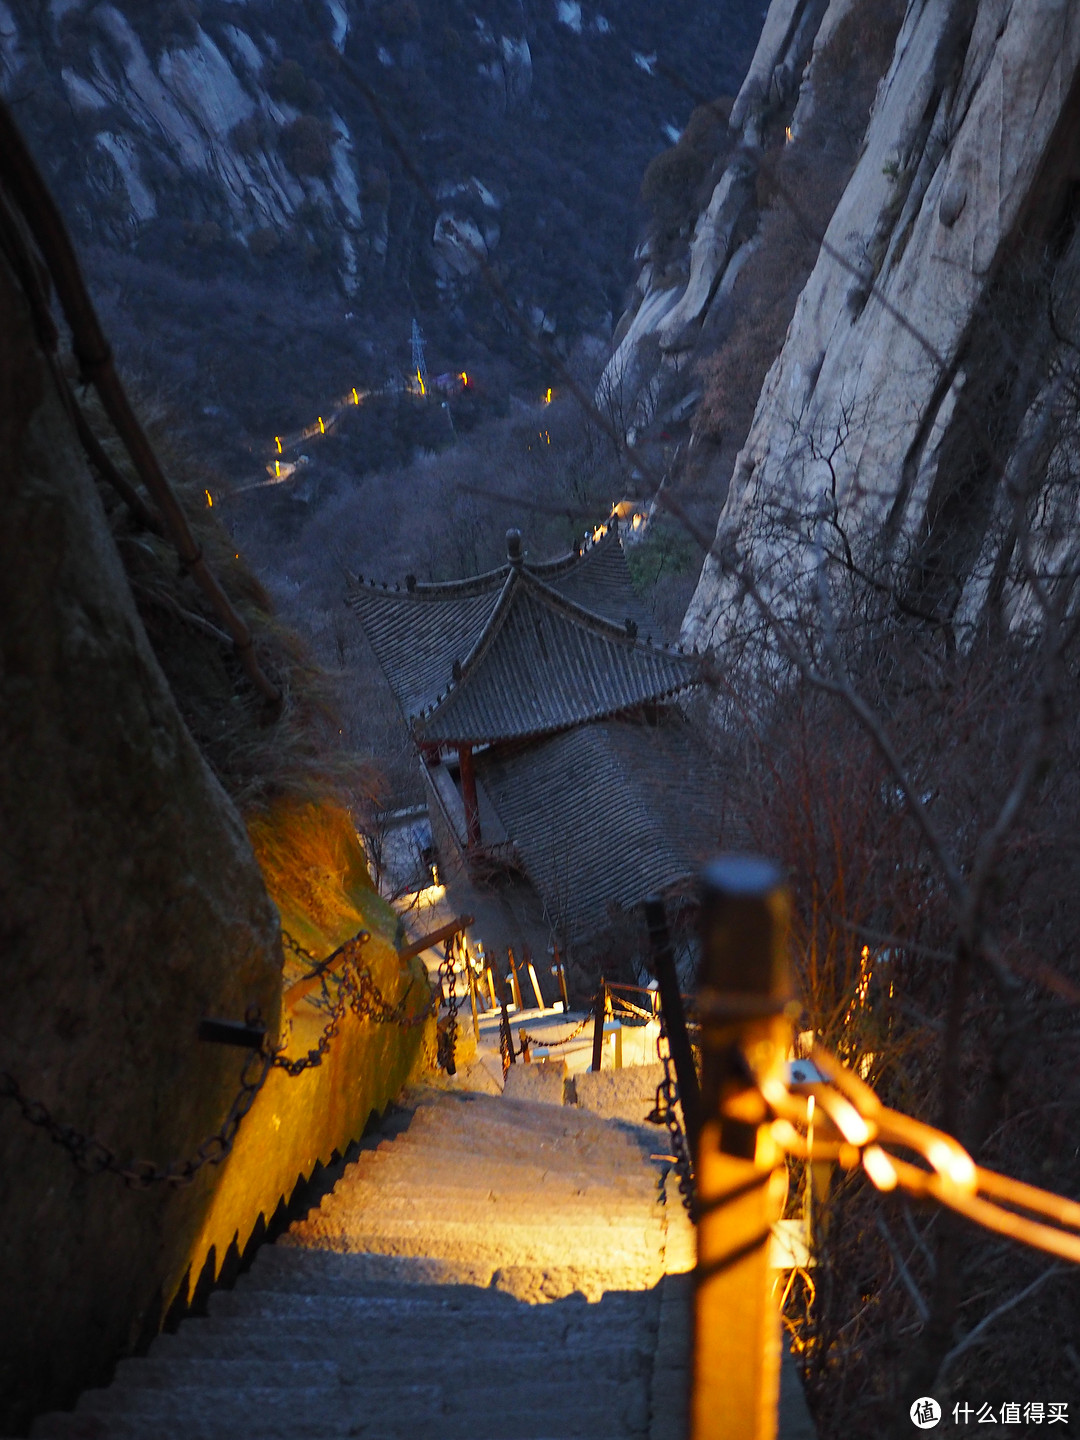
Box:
left=63, top=1382, right=649, bottom=1437
left=242, top=1250, right=663, bottom=1299
left=286, top=1220, right=663, bottom=1268
left=308, top=1189, right=663, bottom=1226
left=35, top=1413, right=639, bottom=1440
left=337, top=1153, right=658, bottom=1198
left=304, top=1195, right=665, bottom=1234
left=391, top=1112, right=653, bottom=1151
left=112, top=1345, right=649, bottom=1390
left=390, top=1101, right=652, bottom=1148
left=204, top=1288, right=655, bottom=1327
left=151, top=1324, right=652, bottom=1366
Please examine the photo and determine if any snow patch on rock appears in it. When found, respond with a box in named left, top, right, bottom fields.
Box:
left=556, top=3, right=582, bottom=35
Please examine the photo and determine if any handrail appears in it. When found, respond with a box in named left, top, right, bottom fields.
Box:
left=396, top=913, right=474, bottom=962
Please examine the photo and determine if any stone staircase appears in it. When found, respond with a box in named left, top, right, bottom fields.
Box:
left=28, top=1079, right=815, bottom=1440
left=31, top=1086, right=696, bottom=1440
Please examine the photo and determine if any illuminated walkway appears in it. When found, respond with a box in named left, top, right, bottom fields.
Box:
left=35, top=1084, right=694, bottom=1439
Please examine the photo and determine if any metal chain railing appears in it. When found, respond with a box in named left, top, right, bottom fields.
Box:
left=435, top=932, right=461, bottom=1075
left=648, top=1019, right=696, bottom=1217
left=1, top=928, right=457, bottom=1188
left=0, top=1048, right=273, bottom=1189
left=753, top=1040, right=1080, bottom=1265
left=515, top=1012, right=591, bottom=1050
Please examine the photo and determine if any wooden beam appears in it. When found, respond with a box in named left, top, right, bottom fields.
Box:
left=397, top=914, right=474, bottom=961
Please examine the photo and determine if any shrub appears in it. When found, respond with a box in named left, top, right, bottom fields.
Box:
left=58, top=9, right=100, bottom=70
left=380, top=0, right=421, bottom=37
left=362, top=166, right=391, bottom=206
left=229, top=116, right=261, bottom=155
left=640, top=102, right=730, bottom=240
left=249, top=226, right=280, bottom=259
left=154, top=0, right=201, bottom=52
left=281, top=115, right=331, bottom=178
left=268, top=59, right=323, bottom=111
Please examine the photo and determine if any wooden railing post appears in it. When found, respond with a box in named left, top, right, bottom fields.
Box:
left=552, top=944, right=570, bottom=1011
left=523, top=944, right=545, bottom=1010
left=590, top=980, right=607, bottom=1072
left=506, top=946, right=524, bottom=1011
left=691, top=857, right=792, bottom=1440
left=644, top=896, right=702, bottom=1155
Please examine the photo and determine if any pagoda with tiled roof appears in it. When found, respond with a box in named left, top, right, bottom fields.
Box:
left=348, top=526, right=721, bottom=948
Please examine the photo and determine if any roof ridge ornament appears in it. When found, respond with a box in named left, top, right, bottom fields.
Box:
left=506, top=528, right=523, bottom=566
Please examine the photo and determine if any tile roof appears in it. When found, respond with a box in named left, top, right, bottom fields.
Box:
left=474, top=715, right=727, bottom=945
left=347, top=530, right=698, bottom=743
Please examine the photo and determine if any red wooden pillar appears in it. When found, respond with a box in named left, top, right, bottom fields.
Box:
left=458, top=743, right=481, bottom=849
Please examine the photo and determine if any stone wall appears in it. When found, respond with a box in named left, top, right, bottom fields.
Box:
left=0, top=245, right=432, bottom=1432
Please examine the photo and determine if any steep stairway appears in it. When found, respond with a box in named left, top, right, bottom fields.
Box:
left=32, top=1087, right=695, bottom=1440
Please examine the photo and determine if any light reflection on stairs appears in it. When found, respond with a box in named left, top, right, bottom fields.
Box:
left=32, top=1087, right=695, bottom=1440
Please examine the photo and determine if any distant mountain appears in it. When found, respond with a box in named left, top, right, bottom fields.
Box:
left=0, top=0, right=763, bottom=465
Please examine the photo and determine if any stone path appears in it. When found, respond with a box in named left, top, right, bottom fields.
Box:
left=31, top=1085, right=695, bottom=1439
left=29, top=1076, right=814, bottom=1440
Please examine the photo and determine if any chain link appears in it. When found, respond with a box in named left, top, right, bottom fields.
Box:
left=515, top=1012, right=591, bottom=1051
left=435, top=934, right=461, bottom=1074
left=2, top=928, right=453, bottom=1186
left=0, top=1046, right=272, bottom=1189
left=649, top=1021, right=696, bottom=1218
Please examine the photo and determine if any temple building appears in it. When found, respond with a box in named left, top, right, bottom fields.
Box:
left=348, top=526, right=723, bottom=954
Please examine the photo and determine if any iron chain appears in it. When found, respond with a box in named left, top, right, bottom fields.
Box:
left=651, top=1022, right=696, bottom=1218
left=2, top=928, right=446, bottom=1186
left=0, top=1046, right=272, bottom=1189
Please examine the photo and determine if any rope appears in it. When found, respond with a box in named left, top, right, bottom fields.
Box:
left=752, top=1041, right=1080, bottom=1266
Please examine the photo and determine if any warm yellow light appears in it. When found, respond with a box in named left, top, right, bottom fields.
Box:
left=412, top=882, right=445, bottom=907
left=785, top=126, right=793, bottom=143
left=591, top=523, right=608, bottom=543
left=417, top=371, right=425, bottom=396
left=632, top=513, right=643, bottom=530
left=318, top=416, right=325, bottom=434
left=863, top=1144, right=898, bottom=1191
left=824, top=1092, right=872, bottom=1146
left=353, top=388, right=359, bottom=404
left=460, top=372, right=468, bottom=385
left=928, top=1139, right=977, bottom=1192
left=275, top=461, right=280, bottom=477
left=544, top=387, right=552, bottom=404
left=275, top=436, right=282, bottom=453
left=205, top=489, right=213, bottom=507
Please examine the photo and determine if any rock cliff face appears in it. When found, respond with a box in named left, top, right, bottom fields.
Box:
left=0, top=229, right=285, bottom=1431
left=682, top=0, right=1080, bottom=652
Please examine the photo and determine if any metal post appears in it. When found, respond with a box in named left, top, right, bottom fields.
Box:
left=691, top=857, right=792, bottom=1440
left=553, top=944, right=571, bottom=1011
left=466, top=945, right=480, bottom=1038
left=507, top=946, right=524, bottom=1010
left=590, top=980, right=606, bottom=1072
left=500, top=1000, right=516, bottom=1072
left=644, top=897, right=702, bottom=1155
left=524, top=945, right=545, bottom=1010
